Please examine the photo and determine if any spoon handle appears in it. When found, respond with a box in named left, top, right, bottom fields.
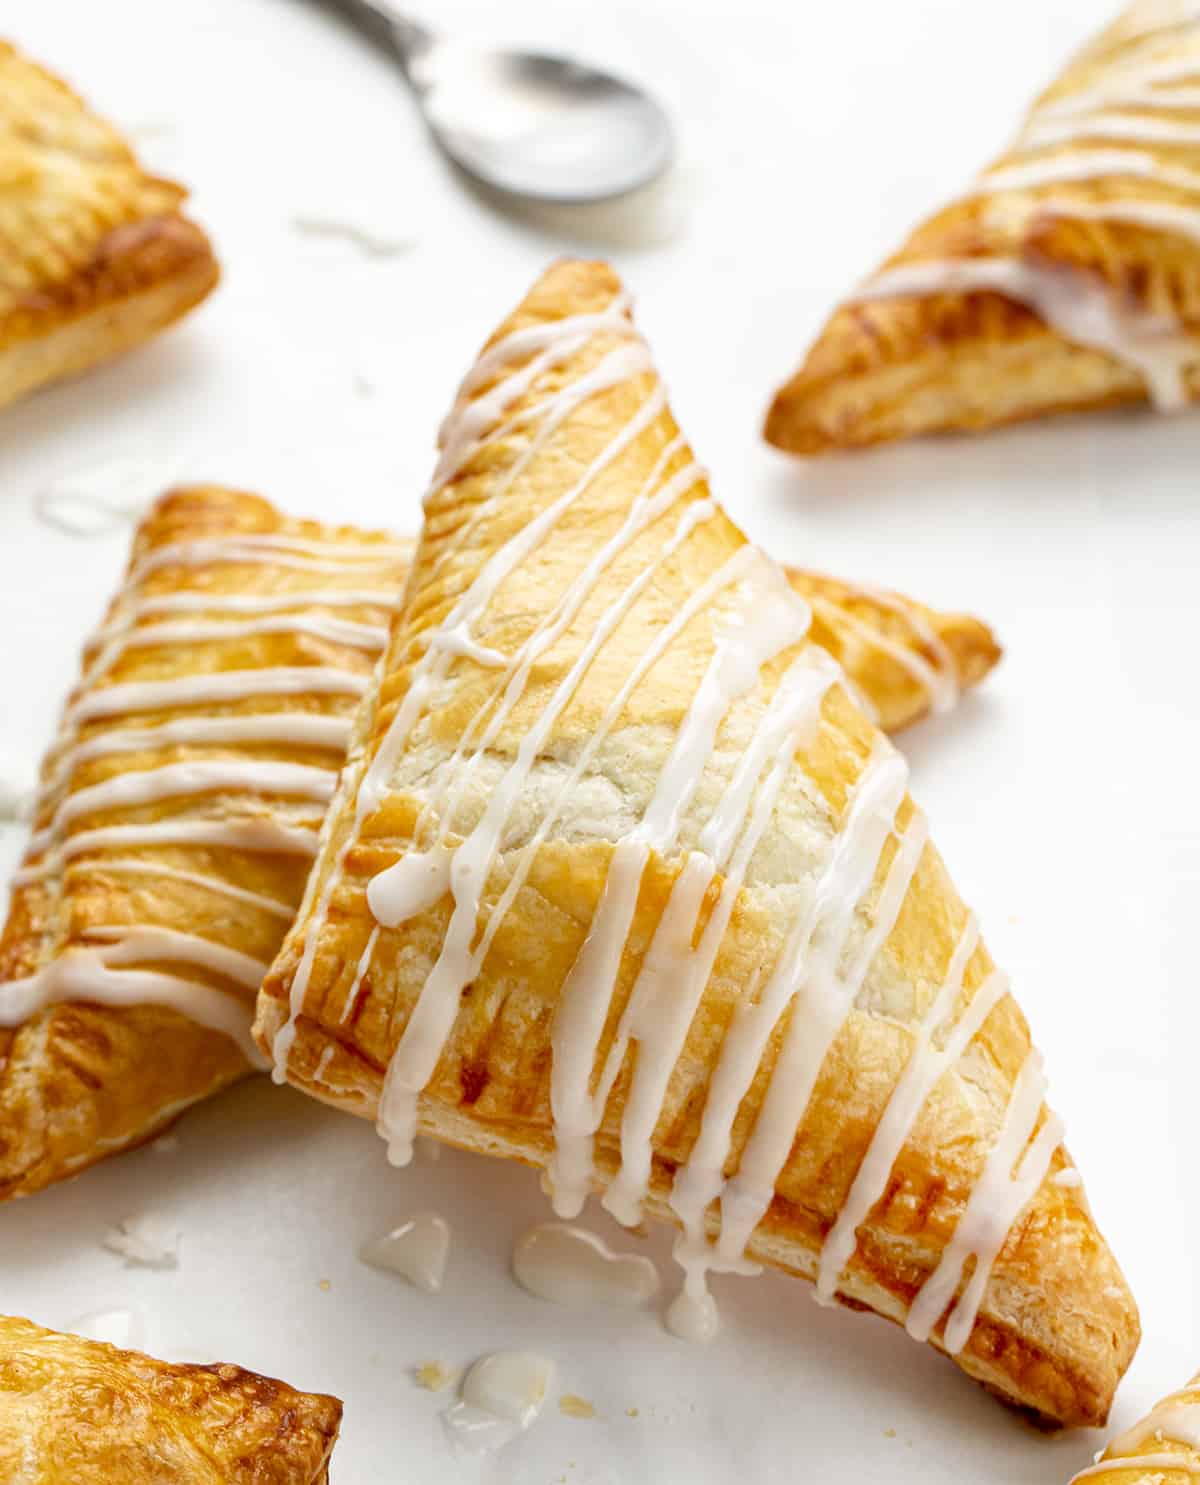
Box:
left=324, top=0, right=433, bottom=75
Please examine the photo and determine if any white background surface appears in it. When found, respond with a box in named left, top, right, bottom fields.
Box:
left=2, top=1, right=1197, bottom=1480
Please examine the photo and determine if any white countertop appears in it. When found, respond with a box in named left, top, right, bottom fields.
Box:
left=3, top=1, right=1197, bottom=1480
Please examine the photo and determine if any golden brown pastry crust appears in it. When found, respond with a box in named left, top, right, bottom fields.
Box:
left=0, top=40, right=218, bottom=411
left=256, top=259, right=1137, bottom=1428
left=0, top=486, right=407, bottom=1200
left=0, top=1315, right=340, bottom=1484
left=765, top=0, right=1200, bottom=452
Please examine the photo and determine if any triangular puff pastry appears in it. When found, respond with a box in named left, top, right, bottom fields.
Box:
left=255, top=259, right=1137, bottom=1427
left=1066, top=1367, right=1200, bottom=1482
left=0, top=486, right=408, bottom=1199
left=0, top=40, right=218, bottom=412
left=0, top=1315, right=341, bottom=1483
left=0, top=487, right=994, bottom=1202
left=765, top=0, right=1200, bottom=452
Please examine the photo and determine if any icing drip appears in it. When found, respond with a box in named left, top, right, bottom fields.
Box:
left=665, top=1286, right=720, bottom=1343
left=442, top=1352, right=555, bottom=1456
left=851, top=259, right=1196, bottom=411
left=512, top=1222, right=660, bottom=1309
left=360, top=1212, right=451, bottom=1293
left=68, top=1308, right=145, bottom=1349
left=906, top=1049, right=1063, bottom=1353
left=1108, top=1391, right=1200, bottom=1456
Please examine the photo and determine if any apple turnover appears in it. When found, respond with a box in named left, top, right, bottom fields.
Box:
left=256, top=259, right=1137, bottom=1427
left=0, top=486, right=408, bottom=1199
left=1067, top=1366, right=1200, bottom=1482
left=0, top=1315, right=340, bottom=1484
left=765, top=0, right=1200, bottom=452
left=0, top=40, right=218, bottom=412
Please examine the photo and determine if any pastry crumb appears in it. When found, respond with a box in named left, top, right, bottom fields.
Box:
left=626, top=1406, right=639, bottom=1418
left=102, top=1213, right=179, bottom=1269
left=884, top=1427, right=897, bottom=1438
left=559, top=1394, right=595, bottom=1419
left=415, top=1360, right=459, bottom=1393
left=318, top=1279, right=331, bottom=1292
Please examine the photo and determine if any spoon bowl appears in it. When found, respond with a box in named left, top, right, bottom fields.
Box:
left=328, top=2, right=675, bottom=204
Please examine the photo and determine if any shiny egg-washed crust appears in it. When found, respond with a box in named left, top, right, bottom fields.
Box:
left=765, top=1, right=1200, bottom=452
left=0, top=486, right=407, bottom=1201
left=0, top=1315, right=340, bottom=1484
left=256, top=259, right=1137, bottom=1428
left=1076, top=1367, right=1200, bottom=1483
left=0, top=40, right=218, bottom=412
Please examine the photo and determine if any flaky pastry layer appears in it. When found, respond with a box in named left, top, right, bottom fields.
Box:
left=0, top=1315, right=340, bottom=1484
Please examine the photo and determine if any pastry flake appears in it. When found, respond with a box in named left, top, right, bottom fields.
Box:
left=0, top=1315, right=341, bottom=1484
left=0, top=485, right=409, bottom=1199
left=256, top=259, right=1137, bottom=1427
left=765, top=0, right=1200, bottom=452
left=1067, top=1366, right=1200, bottom=1482
left=0, top=40, right=218, bottom=412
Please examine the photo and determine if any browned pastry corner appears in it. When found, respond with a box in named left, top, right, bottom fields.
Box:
left=1066, top=1366, right=1200, bottom=1482
left=765, top=0, right=1200, bottom=453
left=256, top=258, right=1136, bottom=1429
left=0, top=40, right=218, bottom=412
left=0, top=1315, right=341, bottom=1484
left=0, top=486, right=408, bottom=1200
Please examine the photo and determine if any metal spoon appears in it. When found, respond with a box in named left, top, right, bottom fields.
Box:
left=327, top=1, right=675, bottom=203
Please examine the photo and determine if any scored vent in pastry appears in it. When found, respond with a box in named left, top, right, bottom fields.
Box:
left=0, top=1315, right=341, bottom=1484
left=1065, top=1367, right=1200, bottom=1482
left=0, top=486, right=409, bottom=1199
left=255, top=258, right=1138, bottom=1428
left=765, top=0, right=1200, bottom=453
left=0, top=40, right=218, bottom=413
left=0, top=487, right=995, bottom=1203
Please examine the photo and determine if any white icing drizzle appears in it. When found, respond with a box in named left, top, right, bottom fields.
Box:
left=850, top=259, right=1196, bottom=411
left=1039, top=57, right=1200, bottom=120
left=1027, top=110, right=1200, bottom=151
left=1039, top=194, right=1200, bottom=245
left=127, top=533, right=409, bottom=582
left=811, top=594, right=957, bottom=716
left=108, top=588, right=400, bottom=617
left=0, top=949, right=264, bottom=1064
left=686, top=749, right=917, bottom=1295
left=97, top=613, right=389, bottom=653
left=73, top=858, right=294, bottom=919
left=372, top=495, right=736, bottom=1167
left=359, top=1212, right=451, bottom=1293
left=45, top=715, right=352, bottom=796
left=43, top=759, right=335, bottom=833
left=1108, top=1389, right=1200, bottom=1456
left=6, top=521, right=393, bottom=1061
left=512, top=1221, right=660, bottom=1309
left=14, top=818, right=318, bottom=887
left=906, top=1049, right=1063, bottom=1353
left=67, top=667, right=369, bottom=722
left=980, top=146, right=1200, bottom=196
left=815, top=916, right=1013, bottom=1304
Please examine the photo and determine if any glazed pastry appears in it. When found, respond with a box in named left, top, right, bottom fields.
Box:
left=0, top=486, right=408, bottom=1199
left=0, top=41, right=218, bottom=413
left=765, top=0, right=1200, bottom=453
left=784, top=568, right=999, bottom=730
left=1067, top=1368, right=1200, bottom=1481
left=0, top=1315, right=340, bottom=1483
left=256, top=259, right=1137, bottom=1427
